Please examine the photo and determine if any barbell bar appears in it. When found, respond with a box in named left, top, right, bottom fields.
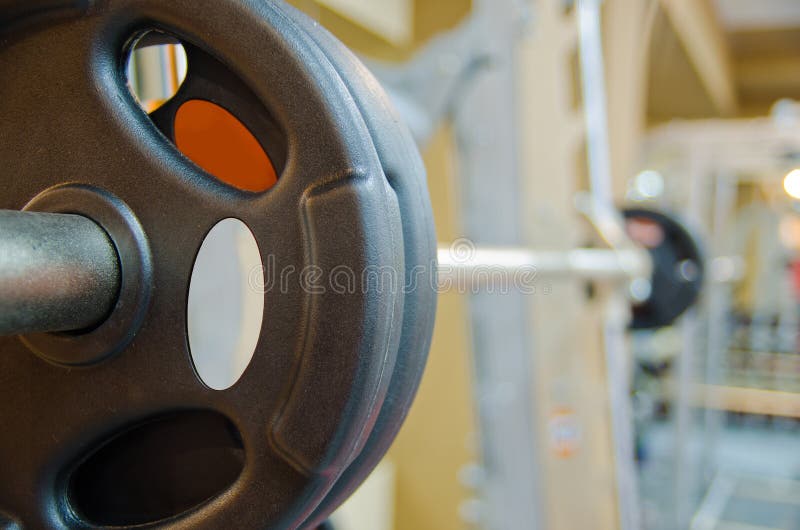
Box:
left=0, top=209, right=676, bottom=338
left=0, top=209, right=119, bottom=336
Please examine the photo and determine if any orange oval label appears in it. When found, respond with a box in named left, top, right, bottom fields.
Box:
left=174, top=99, right=278, bottom=192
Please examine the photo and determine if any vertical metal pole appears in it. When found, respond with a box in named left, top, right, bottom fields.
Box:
left=701, top=171, right=736, bottom=487
left=578, top=0, right=614, bottom=207
left=675, top=307, right=699, bottom=528
left=132, top=45, right=171, bottom=105
left=603, top=293, right=643, bottom=530
left=577, top=2, right=641, bottom=529
left=674, top=151, right=709, bottom=528
left=452, top=1, right=542, bottom=528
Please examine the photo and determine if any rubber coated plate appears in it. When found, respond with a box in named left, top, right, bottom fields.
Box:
left=623, top=208, right=704, bottom=330
left=0, top=1, right=416, bottom=527
left=278, top=6, right=438, bottom=527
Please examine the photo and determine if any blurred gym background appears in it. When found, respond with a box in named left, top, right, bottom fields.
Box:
left=130, top=0, right=800, bottom=528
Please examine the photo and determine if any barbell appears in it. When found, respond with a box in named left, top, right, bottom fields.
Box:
left=0, top=1, right=704, bottom=528
left=0, top=1, right=436, bottom=528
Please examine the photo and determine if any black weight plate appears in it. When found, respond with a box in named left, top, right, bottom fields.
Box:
left=137, top=9, right=406, bottom=518
left=623, top=208, right=704, bottom=329
left=278, top=6, right=437, bottom=527
left=0, top=0, right=91, bottom=29
left=138, top=8, right=408, bottom=516
left=144, top=3, right=437, bottom=522
left=0, top=1, right=410, bottom=528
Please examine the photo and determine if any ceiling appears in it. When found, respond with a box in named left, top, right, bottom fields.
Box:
left=713, top=0, right=800, bottom=31
left=715, top=0, right=800, bottom=112
left=647, top=0, right=800, bottom=121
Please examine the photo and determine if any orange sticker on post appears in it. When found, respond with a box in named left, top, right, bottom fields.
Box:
left=548, top=407, right=581, bottom=459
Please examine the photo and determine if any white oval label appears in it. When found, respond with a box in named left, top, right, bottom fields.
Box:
left=188, top=218, right=264, bottom=390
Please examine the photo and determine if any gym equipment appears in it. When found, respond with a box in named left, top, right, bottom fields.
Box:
left=435, top=203, right=705, bottom=329
left=370, top=0, right=710, bottom=526
left=0, top=1, right=435, bottom=528
left=0, top=210, right=120, bottom=336
left=623, top=208, right=704, bottom=329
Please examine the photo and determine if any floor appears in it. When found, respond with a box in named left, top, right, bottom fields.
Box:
left=638, top=419, right=800, bottom=530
